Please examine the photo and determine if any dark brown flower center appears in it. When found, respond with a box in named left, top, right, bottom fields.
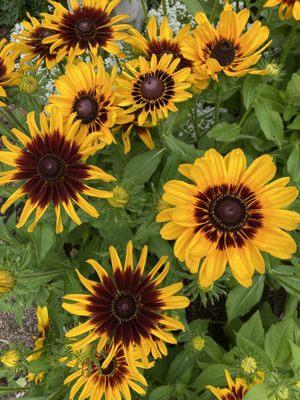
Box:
left=113, top=294, right=137, bottom=321
left=75, top=18, right=96, bottom=39
left=210, top=196, right=247, bottom=230
left=74, top=96, right=99, bottom=123
left=38, top=154, right=65, bottom=181
left=140, top=76, right=164, bottom=100
left=98, top=356, right=116, bottom=376
left=39, top=29, right=55, bottom=39
left=210, top=40, right=235, bottom=66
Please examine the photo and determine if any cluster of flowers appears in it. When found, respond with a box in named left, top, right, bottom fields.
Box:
left=0, top=0, right=299, bottom=398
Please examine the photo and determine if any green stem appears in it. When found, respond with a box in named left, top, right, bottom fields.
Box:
left=20, top=269, right=71, bottom=281
left=0, top=387, right=28, bottom=393
left=214, top=75, right=224, bottom=126
left=162, top=0, right=168, bottom=17
left=280, top=23, right=297, bottom=67
left=140, top=0, right=148, bottom=22
left=0, top=106, right=27, bottom=133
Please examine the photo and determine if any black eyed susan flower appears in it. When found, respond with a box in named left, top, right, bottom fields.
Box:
left=0, top=349, right=20, bottom=368
left=0, top=270, right=15, bottom=294
left=264, top=0, right=300, bottom=20
left=0, top=39, right=19, bottom=107
left=0, top=108, right=116, bottom=233
left=27, top=306, right=50, bottom=384
left=42, top=0, right=130, bottom=63
left=62, top=241, right=189, bottom=366
left=117, top=54, right=192, bottom=126
left=126, top=16, right=193, bottom=71
left=63, top=344, right=147, bottom=400
left=48, top=58, right=133, bottom=149
left=207, top=370, right=249, bottom=400
left=15, top=15, right=64, bottom=69
left=182, top=3, right=271, bottom=82
left=157, top=148, right=300, bottom=288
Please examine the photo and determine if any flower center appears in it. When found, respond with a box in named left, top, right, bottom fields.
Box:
left=210, top=40, right=235, bottom=66
left=38, top=154, right=65, bottom=181
left=210, top=195, right=247, bottom=230
left=99, top=357, right=116, bottom=376
left=140, top=76, right=164, bottom=100
left=39, top=29, right=54, bottom=39
left=74, top=96, right=99, bottom=123
left=75, top=18, right=96, bottom=39
left=113, top=294, right=137, bottom=321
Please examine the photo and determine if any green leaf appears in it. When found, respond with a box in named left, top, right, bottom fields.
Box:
left=287, top=144, right=300, bottom=182
left=288, top=115, right=300, bottom=130
left=32, top=222, right=55, bottom=263
left=226, top=275, right=265, bottom=323
left=162, top=134, right=203, bottom=162
left=255, top=102, right=284, bottom=145
left=238, top=311, right=265, bottom=347
left=180, top=0, right=204, bottom=13
left=287, top=73, right=300, bottom=105
left=149, top=386, right=173, bottom=400
left=290, top=341, right=300, bottom=370
left=207, top=122, right=241, bottom=142
left=166, top=349, right=195, bottom=383
left=272, top=265, right=300, bottom=300
left=236, top=334, right=273, bottom=369
left=264, top=318, right=295, bottom=366
left=191, top=364, right=232, bottom=390
left=242, top=75, right=261, bottom=109
left=123, top=148, right=165, bottom=185
left=243, top=384, right=268, bottom=400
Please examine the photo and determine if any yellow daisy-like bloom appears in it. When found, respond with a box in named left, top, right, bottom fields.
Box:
left=182, top=3, right=271, bottom=81
left=48, top=58, right=133, bottom=149
left=42, top=0, right=129, bottom=63
left=27, top=306, right=50, bottom=384
left=157, top=148, right=300, bottom=288
left=62, top=241, right=190, bottom=366
left=264, top=0, right=300, bottom=19
left=15, top=14, right=64, bottom=69
left=125, top=16, right=209, bottom=92
left=0, top=349, right=20, bottom=368
left=117, top=53, right=192, bottom=126
left=0, top=108, right=116, bottom=233
left=0, top=270, right=15, bottom=294
left=0, top=39, right=18, bottom=107
left=63, top=344, right=148, bottom=400
left=207, top=370, right=248, bottom=400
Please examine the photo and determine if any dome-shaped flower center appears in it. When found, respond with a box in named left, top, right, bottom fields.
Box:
left=210, top=40, right=235, bottom=66
left=140, top=76, right=164, bottom=100
left=113, top=294, right=137, bottom=321
left=213, top=196, right=246, bottom=228
left=38, top=154, right=65, bottom=181
left=39, top=29, right=55, bottom=39
left=74, top=96, right=99, bottom=123
left=75, top=18, right=96, bottom=39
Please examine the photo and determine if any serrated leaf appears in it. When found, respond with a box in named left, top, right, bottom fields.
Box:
left=243, top=384, right=268, bottom=400
left=242, top=75, right=261, bottom=109
left=238, top=311, right=265, bottom=347
left=32, top=222, right=55, bottom=263
left=191, top=364, right=232, bottom=390
left=149, top=386, right=173, bottom=400
left=287, top=144, right=300, bottom=182
left=289, top=341, right=300, bottom=370
left=207, top=122, right=241, bottom=142
left=255, top=102, right=284, bottom=145
left=287, top=73, right=300, bottom=104
left=226, top=275, right=265, bottom=322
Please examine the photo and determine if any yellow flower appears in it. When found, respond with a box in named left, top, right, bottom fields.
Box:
left=41, top=0, right=130, bottom=63
left=62, top=241, right=190, bottom=365
left=14, top=14, right=64, bottom=69
left=63, top=344, right=148, bottom=400
left=0, top=270, right=15, bottom=294
left=0, top=108, right=116, bottom=233
left=118, top=118, right=154, bottom=154
left=27, top=306, right=50, bottom=385
left=0, top=349, right=20, bottom=368
left=264, top=0, right=300, bottom=20
left=117, top=53, right=192, bottom=126
left=108, top=186, right=129, bottom=208
left=157, top=148, right=300, bottom=288
left=207, top=370, right=249, bottom=399
left=0, top=39, right=19, bottom=107
left=182, top=3, right=271, bottom=82
left=48, top=58, right=133, bottom=150
left=192, top=336, right=205, bottom=351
